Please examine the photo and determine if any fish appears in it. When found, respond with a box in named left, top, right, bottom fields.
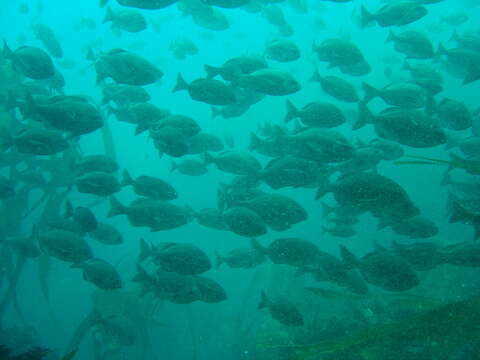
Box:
left=37, top=228, right=93, bottom=263
left=362, top=82, right=427, bottom=109
left=312, top=38, right=366, bottom=69
left=121, top=169, right=177, bottom=200
left=101, top=84, right=150, bottom=106
left=185, top=132, right=224, bottom=154
left=436, top=98, right=472, bottom=131
left=74, top=155, right=119, bottom=176
left=169, top=37, right=198, bottom=60
left=32, top=23, right=63, bottom=58
left=71, top=258, right=122, bottom=290
left=93, top=48, right=163, bottom=86
left=265, top=38, right=300, bottom=63
left=64, top=200, right=99, bottom=234
left=101, top=0, right=179, bottom=9
left=75, top=171, right=121, bottom=197
left=24, top=94, right=104, bottom=136
left=223, top=206, right=268, bottom=237
left=258, top=290, right=304, bottom=327
left=103, top=6, right=147, bottom=33
left=139, top=240, right=211, bottom=275
left=316, top=172, right=420, bottom=223
left=170, top=158, right=208, bottom=176
left=216, top=240, right=265, bottom=269
left=109, top=102, right=170, bottom=135
left=204, top=151, right=262, bottom=176
left=360, top=1, right=427, bottom=28
left=385, top=29, right=434, bottom=59
left=108, top=197, right=194, bottom=231
left=238, top=193, right=308, bottom=231
left=3, top=41, right=55, bottom=80
left=235, top=69, right=301, bottom=96
left=173, top=73, right=236, bottom=105
left=341, top=244, right=419, bottom=292
left=354, top=103, right=447, bottom=148
left=192, top=276, right=227, bottom=303
left=89, top=222, right=123, bottom=245
left=2, top=127, right=69, bottom=155
left=204, top=55, right=267, bottom=81
left=260, top=155, right=327, bottom=189
left=386, top=215, right=439, bottom=239
left=257, top=237, right=320, bottom=267
left=311, top=70, right=359, bottom=103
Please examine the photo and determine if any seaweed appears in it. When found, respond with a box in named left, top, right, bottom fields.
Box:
left=276, top=296, right=480, bottom=360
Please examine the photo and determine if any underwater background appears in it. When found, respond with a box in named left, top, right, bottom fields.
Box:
left=1, top=0, right=480, bottom=359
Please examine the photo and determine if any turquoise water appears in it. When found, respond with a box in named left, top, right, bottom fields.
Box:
left=1, top=0, right=480, bottom=359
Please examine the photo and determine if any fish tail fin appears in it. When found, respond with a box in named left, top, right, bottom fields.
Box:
left=121, top=169, right=133, bottom=187
left=172, top=73, right=189, bottom=93
left=202, top=152, right=215, bottom=166
left=217, top=185, right=227, bottom=212
left=425, top=94, right=436, bottom=115
left=376, top=217, right=390, bottom=230
left=138, top=238, right=152, bottom=262
left=4, top=90, right=17, bottom=111
left=64, top=199, right=73, bottom=219
left=449, top=29, right=460, bottom=43
left=360, top=5, right=374, bottom=28
left=103, top=6, right=115, bottom=24
left=250, top=237, right=266, bottom=255
left=23, top=91, right=37, bottom=119
left=314, top=183, right=332, bottom=200
left=440, top=168, right=451, bottom=186
left=401, top=59, right=412, bottom=71
left=385, top=29, right=396, bottom=43
left=435, top=43, right=447, bottom=60
left=86, top=47, right=96, bottom=62
left=284, top=99, right=298, bottom=123
left=101, top=94, right=110, bottom=105
left=0, top=128, right=13, bottom=152
left=444, top=131, right=460, bottom=150
left=473, top=217, right=480, bottom=241
left=339, top=245, right=359, bottom=270
left=249, top=132, right=261, bottom=152
left=2, top=40, right=12, bottom=59
left=204, top=64, right=220, bottom=79
left=170, top=160, right=178, bottom=173
left=309, top=68, right=321, bottom=83
left=96, top=72, right=106, bottom=85
left=135, top=122, right=149, bottom=136
left=321, top=202, right=335, bottom=217
left=132, top=263, right=150, bottom=284
left=321, top=224, right=328, bottom=236
left=352, top=101, right=373, bottom=130
left=211, top=106, right=222, bottom=120
left=361, top=82, right=379, bottom=103
left=107, top=196, right=126, bottom=217
left=463, top=66, right=480, bottom=85
left=258, top=290, right=269, bottom=309
left=215, top=251, right=224, bottom=270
